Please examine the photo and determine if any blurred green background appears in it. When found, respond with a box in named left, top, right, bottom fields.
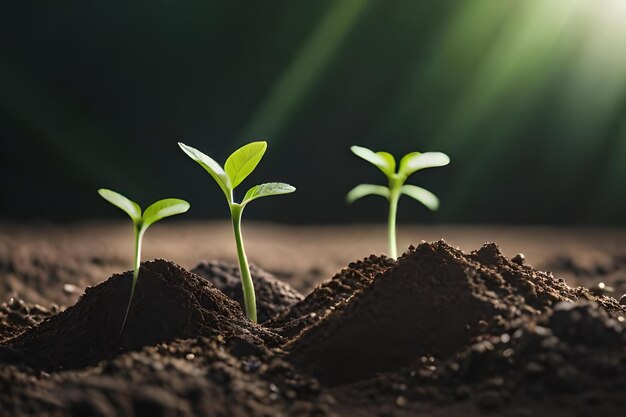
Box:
left=1, top=0, right=625, bottom=224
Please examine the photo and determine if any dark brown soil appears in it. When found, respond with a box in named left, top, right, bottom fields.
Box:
left=7, top=260, right=280, bottom=371
left=286, top=242, right=623, bottom=385
left=267, top=254, right=395, bottom=338
left=1, top=239, right=625, bottom=417
left=191, top=260, right=304, bottom=323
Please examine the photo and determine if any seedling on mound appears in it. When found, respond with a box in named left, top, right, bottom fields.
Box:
left=347, top=146, right=449, bottom=259
left=98, top=189, right=190, bottom=333
left=178, top=141, right=295, bottom=323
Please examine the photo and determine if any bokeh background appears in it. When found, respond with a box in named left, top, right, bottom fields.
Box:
left=1, top=0, right=625, bottom=225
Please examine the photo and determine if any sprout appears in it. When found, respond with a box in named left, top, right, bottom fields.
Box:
left=178, top=141, right=295, bottom=323
left=347, top=146, right=450, bottom=259
left=98, top=189, right=190, bottom=333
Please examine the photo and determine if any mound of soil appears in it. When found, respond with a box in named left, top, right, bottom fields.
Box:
left=287, top=241, right=620, bottom=384
left=1, top=241, right=625, bottom=417
left=191, top=260, right=304, bottom=323
left=267, top=254, right=395, bottom=337
left=287, top=242, right=623, bottom=384
left=7, top=259, right=279, bottom=371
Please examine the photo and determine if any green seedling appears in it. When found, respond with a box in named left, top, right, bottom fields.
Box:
left=98, top=189, right=190, bottom=333
left=178, top=141, right=295, bottom=323
left=347, top=146, right=450, bottom=259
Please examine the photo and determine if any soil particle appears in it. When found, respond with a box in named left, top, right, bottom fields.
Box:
left=7, top=259, right=281, bottom=371
left=191, top=260, right=304, bottom=323
left=0, top=298, right=53, bottom=342
left=511, top=253, right=526, bottom=265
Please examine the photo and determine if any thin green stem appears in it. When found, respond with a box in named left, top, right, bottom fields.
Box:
left=230, top=204, right=257, bottom=323
left=388, top=186, right=400, bottom=259
left=120, top=224, right=144, bottom=334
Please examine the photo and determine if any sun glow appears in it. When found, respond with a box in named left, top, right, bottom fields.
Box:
left=595, top=0, right=626, bottom=24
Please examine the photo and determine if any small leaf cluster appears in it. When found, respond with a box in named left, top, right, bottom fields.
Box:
left=98, top=189, right=190, bottom=232
left=178, top=141, right=295, bottom=208
left=347, top=145, right=450, bottom=210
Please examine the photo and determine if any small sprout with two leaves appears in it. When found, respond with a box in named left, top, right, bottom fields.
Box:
left=98, top=189, right=190, bottom=333
left=347, top=146, right=450, bottom=259
left=178, top=141, right=295, bottom=323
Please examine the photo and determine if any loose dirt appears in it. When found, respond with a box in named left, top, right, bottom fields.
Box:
left=1, top=223, right=625, bottom=417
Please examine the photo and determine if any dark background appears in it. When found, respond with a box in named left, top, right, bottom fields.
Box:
left=1, top=0, right=625, bottom=225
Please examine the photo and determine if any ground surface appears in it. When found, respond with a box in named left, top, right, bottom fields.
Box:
left=2, top=221, right=625, bottom=305
left=1, top=221, right=625, bottom=417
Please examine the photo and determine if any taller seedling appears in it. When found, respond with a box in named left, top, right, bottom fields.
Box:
left=178, top=141, right=295, bottom=323
left=98, top=189, right=190, bottom=333
left=347, top=146, right=450, bottom=259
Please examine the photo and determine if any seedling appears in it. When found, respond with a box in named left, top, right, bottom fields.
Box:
left=178, top=141, right=295, bottom=323
left=347, top=146, right=450, bottom=259
left=98, top=189, right=190, bottom=333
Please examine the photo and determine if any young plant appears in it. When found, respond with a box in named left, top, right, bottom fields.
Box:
left=347, top=146, right=450, bottom=259
left=178, top=141, right=295, bottom=323
left=98, top=189, right=190, bottom=333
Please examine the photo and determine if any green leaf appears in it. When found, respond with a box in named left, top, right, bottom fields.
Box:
left=98, top=189, right=142, bottom=223
left=398, top=152, right=450, bottom=178
left=351, top=145, right=396, bottom=177
left=401, top=185, right=440, bottom=211
left=178, top=142, right=232, bottom=199
left=375, top=151, right=396, bottom=175
left=142, top=198, right=190, bottom=228
left=398, top=152, right=421, bottom=176
left=224, top=141, right=267, bottom=189
left=242, top=182, right=295, bottom=205
left=346, top=184, right=390, bottom=203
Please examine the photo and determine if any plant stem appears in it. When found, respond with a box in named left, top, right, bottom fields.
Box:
left=388, top=183, right=401, bottom=259
left=230, top=204, right=257, bottom=323
left=120, top=224, right=144, bottom=335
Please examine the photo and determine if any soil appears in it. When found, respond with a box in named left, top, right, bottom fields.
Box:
left=1, top=222, right=626, bottom=417
left=191, top=260, right=304, bottom=323
left=7, top=260, right=281, bottom=371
